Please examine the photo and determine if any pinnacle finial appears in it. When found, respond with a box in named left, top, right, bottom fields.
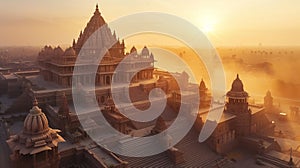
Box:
left=113, top=30, right=116, bottom=38
left=94, top=3, right=100, bottom=15
left=237, top=74, right=239, bottom=79
left=72, top=39, right=76, bottom=47
left=32, top=97, right=38, bottom=106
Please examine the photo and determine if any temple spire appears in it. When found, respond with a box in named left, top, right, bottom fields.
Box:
left=113, top=30, right=116, bottom=39
left=72, top=39, right=76, bottom=48
left=94, top=3, right=100, bottom=15
left=32, top=96, right=38, bottom=106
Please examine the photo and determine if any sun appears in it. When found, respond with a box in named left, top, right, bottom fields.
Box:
left=202, top=23, right=214, bottom=33
left=197, top=15, right=217, bottom=34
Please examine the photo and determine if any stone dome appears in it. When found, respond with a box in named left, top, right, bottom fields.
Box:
left=64, top=47, right=76, bottom=56
left=54, top=46, right=64, bottom=56
left=6, top=97, right=65, bottom=155
left=231, top=74, right=244, bottom=92
left=23, top=98, right=49, bottom=135
left=141, top=46, right=149, bottom=56
left=226, top=74, right=248, bottom=98
left=38, top=46, right=54, bottom=57
left=130, top=46, right=137, bottom=54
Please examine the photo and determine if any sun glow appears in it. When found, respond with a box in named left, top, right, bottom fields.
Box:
left=198, top=15, right=218, bottom=34
left=202, top=23, right=214, bottom=33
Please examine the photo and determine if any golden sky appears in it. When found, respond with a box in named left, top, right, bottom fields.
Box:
left=1, top=0, right=300, bottom=46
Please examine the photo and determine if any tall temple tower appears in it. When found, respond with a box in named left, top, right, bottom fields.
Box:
left=37, top=4, right=154, bottom=88
left=73, top=4, right=124, bottom=55
left=6, top=98, right=65, bottom=168
left=264, top=90, right=273, bottom=112
left=199, top=79, right=211, bottom=108
left=224, top=74, right=251, bottom=137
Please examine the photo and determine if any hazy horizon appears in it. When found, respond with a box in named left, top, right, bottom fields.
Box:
left=1, top=0, right=300, bottom=46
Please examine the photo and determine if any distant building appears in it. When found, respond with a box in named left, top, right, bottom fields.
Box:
left=198, top=74, right=276, bottom=154
left=0, top=73, right=22, bottom=97
left=199, top=78, right=211, bottom=108
left=264, top=90, right=274, bottom=112
left=225, top=74, right=252, bottom=137
left=263, top=90, right=281, bottom=115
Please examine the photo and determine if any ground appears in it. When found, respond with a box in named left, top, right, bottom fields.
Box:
left=267, top=113, right=300, bottom=156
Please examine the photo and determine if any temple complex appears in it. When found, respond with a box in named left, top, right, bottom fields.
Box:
left=1, top=4, right=299, bottom=168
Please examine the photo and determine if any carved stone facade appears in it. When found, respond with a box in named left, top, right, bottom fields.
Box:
left=6, top=98, right=65, bottom=168
left=37, top=5, right=154, bottom=88
left=45, top=92, right=86, bottom=143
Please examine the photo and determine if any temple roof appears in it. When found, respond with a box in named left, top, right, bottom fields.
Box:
left=130, top=46, right=137, bottom=54
left=6, top=98, right=65, bottom=155
left=141, top=46, right=149, bottom=56
left=226, top=74, right=249, bottom=98
left=231, top=74, right=244, bottom=92
left=64, top=47, right=76, bottom=56
left=54, top=46, right=64, bottom=56
left=23, top=98, right=49, bottom=135
left=199, top=79, right=207, bottom=91
left=74, top=4, right=116, bottom=53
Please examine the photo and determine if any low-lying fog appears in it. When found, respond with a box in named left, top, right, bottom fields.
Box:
left=153, top=46, right=300, bottom=109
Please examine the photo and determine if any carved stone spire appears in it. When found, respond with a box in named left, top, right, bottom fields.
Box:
left=74, top=3, right=114, bottom=53
left=58, top=92, right=70, bottom=118
left=113, top=30, right=117, bottom=39
left=94, top=3, right=101, bottom=15
left=199, top=78, right=207, bottom=91
left=32, top=96, right=38, bottom=107
left=72, top=39, right=76, bottom=48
